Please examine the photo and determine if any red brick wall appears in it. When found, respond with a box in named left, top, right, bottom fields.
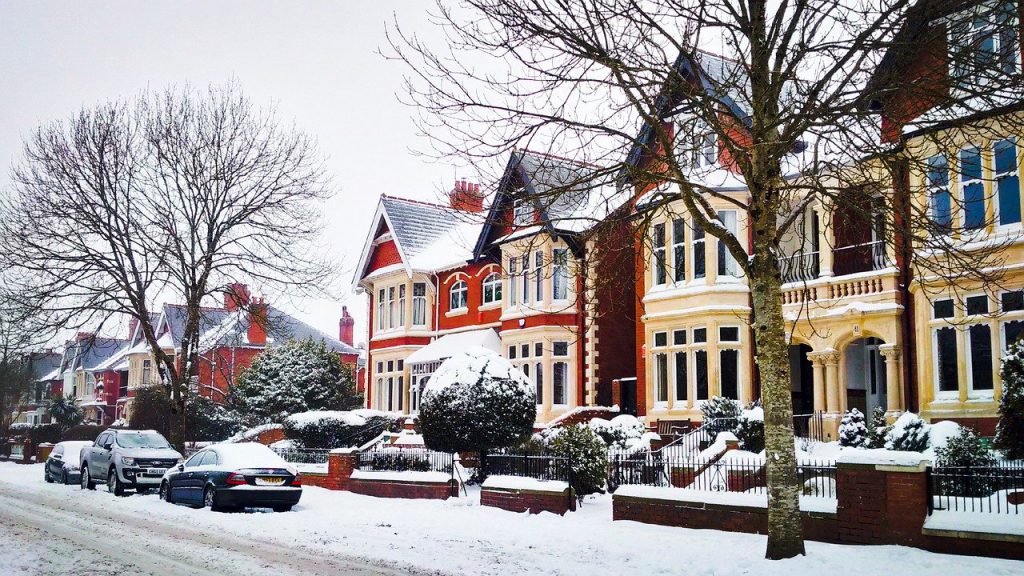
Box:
left=481, top=486, right=576, bottom=515
left=591, top=216, right=638, bottom=405
left=438, top=262, right=503, bottom=331
left=366, top=239, right=402, bottom=274
left=348, top=478, right=453, bottom=500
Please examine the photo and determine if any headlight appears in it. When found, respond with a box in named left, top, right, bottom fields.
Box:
left=121, top=457, right=135, bottom=465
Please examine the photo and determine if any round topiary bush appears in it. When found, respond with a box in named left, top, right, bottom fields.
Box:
left=417, top=347, right=536, bottom=468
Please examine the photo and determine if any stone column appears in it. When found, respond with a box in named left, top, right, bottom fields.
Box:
left=806, top=352, right=827, bottom=412
left=816, top=204, right=834, bottom=278
left=879, top=344, right=903, bottom=416
left=822, top=349, right=840, bottom=413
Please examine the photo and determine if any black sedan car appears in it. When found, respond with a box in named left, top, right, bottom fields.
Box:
left=44, top=441, right=94, bottom=485
left=159, top=443, right=302, bottom=512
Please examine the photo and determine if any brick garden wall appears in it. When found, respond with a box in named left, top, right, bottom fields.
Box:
left=613, top=461, right=1024, bottom=561
left=348, top=478, right=453, bottom=500
left=481, top=486, right=576, bottom=515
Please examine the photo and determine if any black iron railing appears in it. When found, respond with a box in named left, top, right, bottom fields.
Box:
left=833, top=240, right=887, bottom=276
left=928, top=463, right=1024, bottom=515
left=779, top=251, right=820, bottom=284
left=793, top=411, right=826, bottom=443
left=358, top=447, right=453, bottom=474
left=272, top=447, right=331, bottom=465
left=608, top=452, right=837, bottom=499
left=486, top=452, right=573, bottom=484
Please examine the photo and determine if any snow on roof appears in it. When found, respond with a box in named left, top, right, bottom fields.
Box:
left=65, top=336, right=128, bottom=372
left=422, top=346, right=532, bottom=397
left=409, top=219, right=484, bottom=272
left=91, top=343, right=133, bottom=372
left=196, top=305, right=358, bottom=355
left=405, top=328, right=502, bottom=366
left=36, top=366, right=61, bottom=382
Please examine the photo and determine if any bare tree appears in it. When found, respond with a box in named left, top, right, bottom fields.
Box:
left=388, top=0, right=1023, bottom=558
left=0, top=289, right=48, bottom=437
left=0, top=84, right=333, bottom=449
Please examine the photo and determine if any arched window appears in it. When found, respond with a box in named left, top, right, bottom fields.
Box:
left=482, top=272, right=502, bottom=305
left=449, top=280, right=468, bottom=310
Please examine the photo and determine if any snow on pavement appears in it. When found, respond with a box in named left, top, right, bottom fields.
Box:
left=2, top=462, right=1022, bottom=575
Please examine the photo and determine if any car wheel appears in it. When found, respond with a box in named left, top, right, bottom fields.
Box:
left=160, top=481, right=174, bottom=503
left=108, top=469, right=125, bottom=496
left=272, top=505, right=292, bottom=513
left=203, top=486, right=219, bottom=511
left=81, top=467, right=95, bottom=490
left=44, top=467, right=53, bottom=483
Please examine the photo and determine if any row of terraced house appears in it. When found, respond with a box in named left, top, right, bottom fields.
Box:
left=356, top=1, right=1024, bottom=439
left=17, top=286, right=362, bottom=426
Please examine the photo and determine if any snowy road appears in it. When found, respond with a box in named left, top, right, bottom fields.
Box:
left=0, top=468, right=438, bottom=576
left=2, top=461, right=1022, bottom=575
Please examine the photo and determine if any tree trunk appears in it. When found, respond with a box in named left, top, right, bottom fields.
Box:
left=749, top=249, right=806, bottom=559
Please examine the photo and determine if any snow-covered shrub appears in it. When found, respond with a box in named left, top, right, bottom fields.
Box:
left=231, top=338, right=362, bottom=425
left=550, top=424, right=608, bottom=501
left=996, top=337, right=1024, bottom=459
left=885, top=412, right=930, bottom=452
left=417, top=347, right=536, bottom=460
left=935, top=427, right=998, bottom=497
left=187, top=394, right=241, bottom=441
left=802, top=475, right=837, bottom=498
left=700, top=396, right=743, bottom=433
left=735, top=406, right=765, bottom=453
left=283, top=410, right=402, bottom=449
left=588, top=414, right=646, bottom=451
left=839, top=408, right=868, bottom=448
left=866, top=406, right=889, bottom=449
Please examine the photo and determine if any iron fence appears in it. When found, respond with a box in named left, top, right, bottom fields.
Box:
left=929, top=463, right=1024, bottom=515
left=358, top=446, right=453, bottom=474
left=779, top=251, right=820, bottom=284
left=272, top=447, right=331, bottom=465
left=793, top=412, right=826, bottom=443
left=608, top=452, right=837, bottom=499
left=485, top=452, right=573, bottom=484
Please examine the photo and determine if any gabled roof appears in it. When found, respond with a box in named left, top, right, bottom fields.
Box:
left=30, top=352, right=62, bottom=382
left=158, top=303, right=231, bottom=345
left=197, top=304, right=359, bottom=356
left=62, top=336, right=128, bottom=373
left=353, top=195, right=482, bottom=287
left=474, top=150, right=622, bottom=257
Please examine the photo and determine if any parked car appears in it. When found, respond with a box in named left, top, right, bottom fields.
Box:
left=80, top=429, right=183, bottom=495
left=159, top=443, right=302, bottom=512
left=44, top=441, right=94, bottom=485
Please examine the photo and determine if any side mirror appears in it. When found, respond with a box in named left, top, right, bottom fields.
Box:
left=102, top=442, right=113, bottom=451
left=52, top=454, right=62, bottom=461
left=177, top=464, right=184, bottom=472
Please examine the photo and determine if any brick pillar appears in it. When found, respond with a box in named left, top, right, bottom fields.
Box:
left=327, top=449, right=359, bottom=491
left=836, top=459, right=928, bottom=546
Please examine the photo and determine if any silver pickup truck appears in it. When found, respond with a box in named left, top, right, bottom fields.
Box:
left=81, top=429, right=184, bottom=495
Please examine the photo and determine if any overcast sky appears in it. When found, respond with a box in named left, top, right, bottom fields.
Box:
left=0, top=1, right=463, bottom=346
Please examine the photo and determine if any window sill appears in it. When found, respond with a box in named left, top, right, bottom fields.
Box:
left=445, top=308, right=469, bottom=318
left=479, top=302, right=502, bottom=311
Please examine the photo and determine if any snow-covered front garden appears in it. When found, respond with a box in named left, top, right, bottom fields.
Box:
left=2, top=461, right=1022, bottom=576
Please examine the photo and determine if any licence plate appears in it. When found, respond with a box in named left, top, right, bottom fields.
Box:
left=147, top=468, right=167, bottom=475
left=255, top=477, right=285, bottom=486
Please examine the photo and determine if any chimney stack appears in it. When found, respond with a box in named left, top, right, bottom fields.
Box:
left=339, top=305, right=355, bottom=346
left=224, top=283, right=251, bottom=311
left=128, top=317, right=139, bottom=340
left=247, top=297, right=268, bottom=346
left=449, top=179, right=485, bottom=212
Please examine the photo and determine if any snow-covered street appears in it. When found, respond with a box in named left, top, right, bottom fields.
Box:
left=2, top=462, right=1021, bottom=575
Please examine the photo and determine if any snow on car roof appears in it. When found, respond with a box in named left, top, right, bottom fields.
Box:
left=55, top=441, right=93, bottom=460
left=210, top=442, right=291, bottom=470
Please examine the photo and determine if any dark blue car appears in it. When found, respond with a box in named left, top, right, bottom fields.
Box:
left=159, top=443, right=302, bottom=512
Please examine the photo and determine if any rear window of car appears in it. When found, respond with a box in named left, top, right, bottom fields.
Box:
left=116, top=433, right=172, bottom=449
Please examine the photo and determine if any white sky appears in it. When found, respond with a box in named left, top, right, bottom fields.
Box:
left=0, top=0, right=463, bottom=347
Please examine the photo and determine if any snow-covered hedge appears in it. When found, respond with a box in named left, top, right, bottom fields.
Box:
left=588, top=414, right=647, bottom=451
left=283, top=410, right=403, bottom=449
left=417, top=347, right=536, bottom=455
left=226, top=423, right=283, bottom=443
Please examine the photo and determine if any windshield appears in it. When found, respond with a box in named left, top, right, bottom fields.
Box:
left=115, top=433, right=172, bottom=449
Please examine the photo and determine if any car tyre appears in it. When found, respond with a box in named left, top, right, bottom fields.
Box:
left=272, top=505, right=292, bottom=513
left=81, top=467, right=95, bottom=490
left=160, top=481, right=173, bottom=503
left=44, top=467, right=53, bottom=483
left=108, top=469, right=125, bottom=496
left=203, top=486, right=221, bottom=512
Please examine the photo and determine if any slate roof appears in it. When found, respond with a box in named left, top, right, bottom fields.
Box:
left=198, top=304, right=360, bottom=356
left=29, top=352, right=62, bottom=381
left=62, top=336, right=128, bottom=373
left=160, top=304, right=231, bottom=344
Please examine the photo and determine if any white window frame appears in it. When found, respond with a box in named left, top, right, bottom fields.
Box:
left=717, top=210, right=741, bottom=278
left=652, top=222, right=667, bottom=287
left=671, top=219, right=686, bottom=284
left=449, top=280, right=468, bottom=311
left=398, top=284, right=406, bottom=327
left=553, top=248, right=569, bottom=301
left=377, top=288, right=386, bottom=331
left=534, top=251, right=544, bottom=302
left=412, top=282, right=427, bottom=326
left=387, top=287, right=396, bottom=329
left=552, top=340, right=570, bottom=406
left=964, top=292, right=996, bottom=398
left=692, top=220, right=706, bottom=280
left=482, top=272, right=502, bottom=305
left=959, top=145, right=986, bottom=232
left=514, top=198, right=533, bottom=226
left=652, top=331, right=669, bottom=407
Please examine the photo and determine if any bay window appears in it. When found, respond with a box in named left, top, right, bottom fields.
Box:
left=535, top=251, right=544, bottom=301
left=652, top=223, right=667, bottom=286
left=413, top=282, right=427, bottom=326
left=509, top=257, right=518, bottom=306
left=692, top=220, right=706, bottom=279
left=377, top=288, right=385, bottom=331
left=693, top=327, right=709, bottom=400
left=387, top=287, right=396, bottom=329
left=398, top=284, right=406, bottom=326
left=717, top=210, right=740, bottom=277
